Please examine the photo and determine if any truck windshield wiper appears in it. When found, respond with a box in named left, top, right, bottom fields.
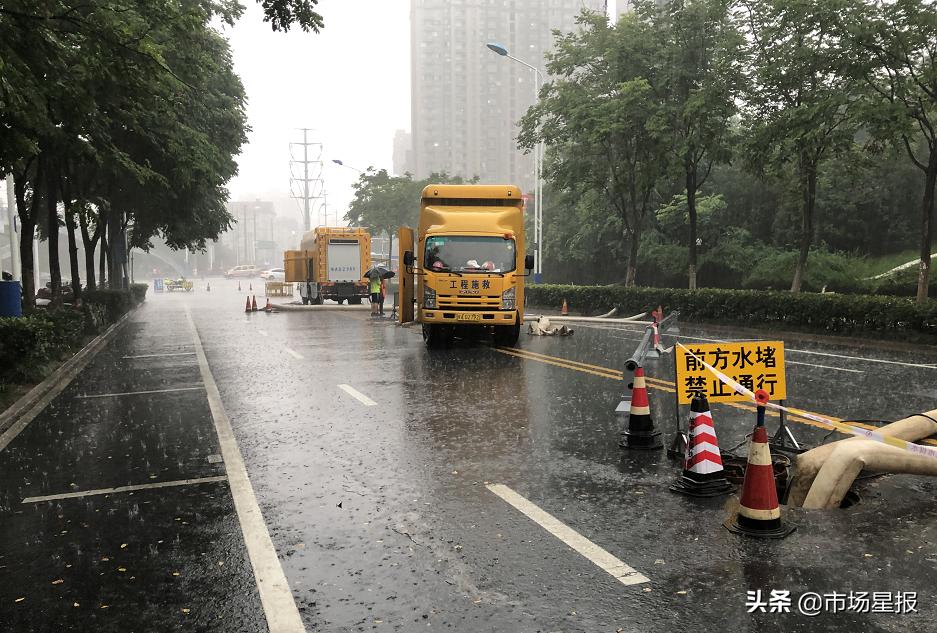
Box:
left=461, top=268, right=505, bottom=276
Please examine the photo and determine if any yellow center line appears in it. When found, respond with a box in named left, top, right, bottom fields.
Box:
left=496, top=347, right=937, bottom=446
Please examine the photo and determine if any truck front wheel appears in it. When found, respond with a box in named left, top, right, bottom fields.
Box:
left=493, top=320, right=520, bottom=347
left=423, top=323, right=445, bottom=349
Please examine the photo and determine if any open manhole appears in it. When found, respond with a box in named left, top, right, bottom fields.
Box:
left=839, top=489, right=861, bottom=508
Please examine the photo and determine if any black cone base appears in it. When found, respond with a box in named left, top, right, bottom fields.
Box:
left=724, top=513, right=795, bottom=539
left=620, top=413, right=662, bottom=450
left=670, top=474, right=734, bottom=497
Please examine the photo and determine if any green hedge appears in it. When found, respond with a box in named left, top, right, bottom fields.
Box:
left=526, top=284, right=937, bottom=337
left=1, top=286, right=147, bottom=388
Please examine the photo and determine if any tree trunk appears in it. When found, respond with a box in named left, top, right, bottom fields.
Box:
left=45, top=158, right=62, bottom=306
left=14, top=175, right=36, bottom=310
left=99, top=210, right=108, bottom=288
left=790, top=160, right=817, bottom=293
left=78, top=209, right=98, bottom=291
left=916, top=150, right=937, bottom=303
left=686, top=160, right=698, bottom=290
left=626, top=228, right=640, bottom=287
left=107, top=209, right=122, bottom=289
left=64, top=205, right=82, bottom=301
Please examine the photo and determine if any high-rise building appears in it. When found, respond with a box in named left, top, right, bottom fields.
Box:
left=392, top=129, right=414, bottom=176
left=410, top=0, right=606, bottom=194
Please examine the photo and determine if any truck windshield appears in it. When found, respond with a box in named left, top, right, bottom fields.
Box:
left=424, top=236, right=516, bottom=273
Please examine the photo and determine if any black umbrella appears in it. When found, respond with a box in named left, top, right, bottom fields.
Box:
left=364, top=266, right=395, bottom=279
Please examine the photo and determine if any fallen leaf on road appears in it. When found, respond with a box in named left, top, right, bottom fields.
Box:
left=14, top=597, right=25, bottom=603
left=51, top=579, right=64, bottom=585
left=120, top=544, right=127, bottom=549
left=181, top=608, right=190, bottom=614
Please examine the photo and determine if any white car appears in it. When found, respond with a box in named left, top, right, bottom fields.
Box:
left=225, top=264, right=259, bottom=279
left=260, top=267, right=286, bottom=281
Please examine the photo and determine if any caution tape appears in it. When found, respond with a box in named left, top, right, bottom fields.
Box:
left=676, top=343, right=937, bottom=461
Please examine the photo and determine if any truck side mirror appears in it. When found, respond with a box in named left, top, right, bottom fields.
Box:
left=524, top=254, right=535, bottom=271
left=403, top=250, right=415, bottom=267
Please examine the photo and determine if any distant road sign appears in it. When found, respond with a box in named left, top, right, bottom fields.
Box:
left=675, top=341, right=787, bottom=405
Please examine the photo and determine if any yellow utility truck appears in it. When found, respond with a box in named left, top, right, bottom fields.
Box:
left=399, top=184, right=534, bottom=347
left=284, top=227, right=371, bottom=304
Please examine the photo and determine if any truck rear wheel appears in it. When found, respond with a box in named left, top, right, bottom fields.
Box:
left=493, top=320, right=520, bottom=347
left=423, top=323, right=445, bottom=349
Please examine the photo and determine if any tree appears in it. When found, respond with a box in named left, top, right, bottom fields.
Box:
left=848, top=0, right=937, bottom=302
left=520, top=11, right=671, bottom=286
left=257, top=0, right=324, bottom=32
left=741, top=0, right=864, bottom=293
left=651, top=0, right=745, bottom=289
left=345, top=171, right=476, bottom=261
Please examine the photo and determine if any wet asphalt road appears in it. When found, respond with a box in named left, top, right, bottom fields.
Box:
left=2, top=279, right=937, bottom=632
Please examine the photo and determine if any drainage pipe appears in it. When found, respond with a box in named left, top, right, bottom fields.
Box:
left=802, top=439, right=937, bottom=509
left=788, top=410, right=937, bottom=506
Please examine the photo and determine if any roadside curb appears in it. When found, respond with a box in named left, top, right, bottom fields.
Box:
left=273, top=303, right=370, bottom=312
left=0, top=306, right=138, bottom=451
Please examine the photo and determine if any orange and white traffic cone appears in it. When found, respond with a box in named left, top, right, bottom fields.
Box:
left=249, top=282, right=252, bottom=292
left=264, top=297, right=273, bottom=311
left=619, top=366, right=662, bottom=450
left=561, top=299, right=569, bottom=316
left=245, top=295, right=252, bottom=313
left=238, top=281, right=241, bottom=292
left=251, top=295, right=258, bottom=312
left=670, top=395, right=733, bottom=497
left=725, top=390, right=795, bottom=538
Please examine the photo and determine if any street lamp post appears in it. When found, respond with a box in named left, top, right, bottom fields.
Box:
left=486, top=42, right=544, bottom=283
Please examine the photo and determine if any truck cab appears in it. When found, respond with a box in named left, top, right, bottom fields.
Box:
left=399, top=184, right=534, bottom=348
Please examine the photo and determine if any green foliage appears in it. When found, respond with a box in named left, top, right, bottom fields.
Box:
left=257, top=0, right=324, bottom=32
left=526, top=284, right=937, bottom=338
left=0, top=288, right=143, bottom=386
left=345, top=171, right=476, bottom=240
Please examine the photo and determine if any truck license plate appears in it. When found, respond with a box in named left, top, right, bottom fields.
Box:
left=456, top=313, right=482, bottom=321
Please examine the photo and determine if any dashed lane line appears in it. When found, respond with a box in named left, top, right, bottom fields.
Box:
left=257, top=330, right=269, bottom=337
left=285, top=347, right=304, bottom=359
left=121, top=352, right=196, bottom=359
left=338, top=384, right=378, bottom=407
left=788, top=360, right=863, bottom=374
left=487, top=484, right=649, bottom=586
left=22, top=476, right=228, bottom=504
left=185, top=306, right=306, bottom=633
left=76, top=386, right=204, bottom=399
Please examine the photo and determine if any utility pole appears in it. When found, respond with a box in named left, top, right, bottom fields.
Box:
left=290, top=129, right=324, bottom=232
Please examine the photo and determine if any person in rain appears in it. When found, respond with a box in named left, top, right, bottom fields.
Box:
left=368, top=270, right=382, bottom=316
left=379, top=276, right=387, bottom=317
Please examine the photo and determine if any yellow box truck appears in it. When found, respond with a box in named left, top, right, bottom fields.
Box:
left=284, top=227, right=371, bottom=304
left=399, top=184, right=534, bottom=347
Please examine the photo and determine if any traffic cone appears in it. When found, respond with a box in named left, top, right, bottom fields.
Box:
left=249, top=282, right=252, bottom=291
left=652, top=322, right=664, bottom=353
left=238, top=281, right=241, bottom=291
left=251, top=295, right=258, bottom=312
left=670, top=395, right=733, bottom=497
left=206, top=282, right=211, bottom=292
left=244, top=295, right=252, bottom=313
left=725, top=390, right=795, bottom=538
left=561, top=299, right=569, bottom=316
left=264, top=297, right=273, bottom=311
left=619, top=366, right=662, bottom=450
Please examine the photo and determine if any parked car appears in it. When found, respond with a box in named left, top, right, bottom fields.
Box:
left=225, top=265, right=259, bottom=278
left=260, top=267, right=286, bottom=281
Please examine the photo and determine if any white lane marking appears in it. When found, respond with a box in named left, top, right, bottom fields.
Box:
left=487, top=484, right=649, bottom=586
left=787, top=360, right=863, bottom=374
left=285, top=347, right=303, bottom=359
left=76, top=386, right=204, bottom=399
left=257, top=330, right=269, bottom=337
left=185, top=306, right=306, bottom=633
left=22, top=476, right=228, bottom=504
left=338, top=384, right=377, bottom=406
left=577, top=323, right=937, bottom=370
left=122, top=352, right=195, bottom=359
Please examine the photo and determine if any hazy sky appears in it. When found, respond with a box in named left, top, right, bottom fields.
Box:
left=224, top=1, right=412, bottom=223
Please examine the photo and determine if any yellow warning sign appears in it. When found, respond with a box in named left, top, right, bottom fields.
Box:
left=675, top=341, right=786, bottom=404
